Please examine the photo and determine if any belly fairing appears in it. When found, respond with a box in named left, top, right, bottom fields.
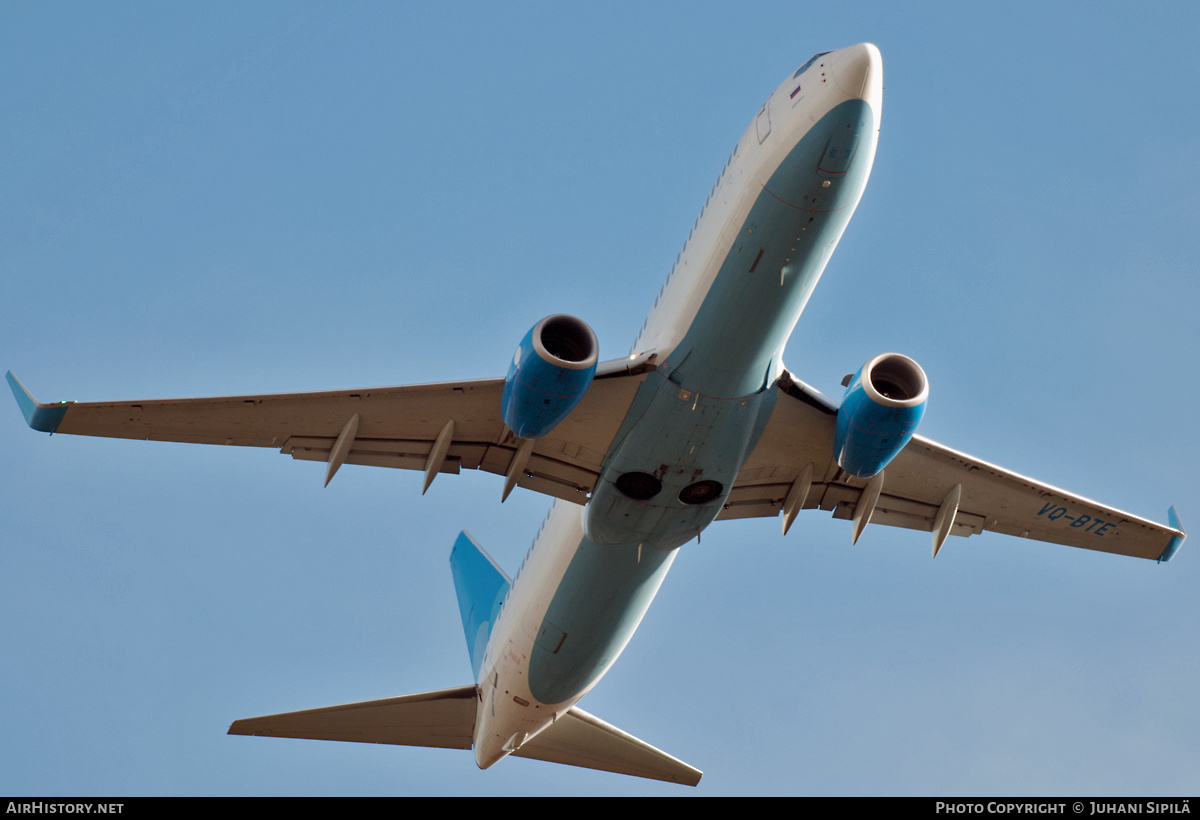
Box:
left=585, top=372, right=778, bottom=549
left=528, top=377, right=778, bottom=705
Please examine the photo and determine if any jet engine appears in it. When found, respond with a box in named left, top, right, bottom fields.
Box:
left=501, top=314, right=599, bottom=439
left=833, top=352, right=928, bottom=478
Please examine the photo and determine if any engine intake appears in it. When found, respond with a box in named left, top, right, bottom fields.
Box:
left=501, top=315, right=599, bottom=439
left=833, top=352, right=928, bottom=478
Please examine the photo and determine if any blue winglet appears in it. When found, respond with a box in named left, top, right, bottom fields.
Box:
left=1158, top=507, right=1186, bottom=563
left=6, top=371, right=70, bottom=433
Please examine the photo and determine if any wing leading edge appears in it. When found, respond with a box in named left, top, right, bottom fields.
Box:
left=6, top=358, right=653, bottom=505
left=722, top=371, right=1185, bottom=562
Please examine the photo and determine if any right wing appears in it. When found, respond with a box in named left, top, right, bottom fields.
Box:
left=720, top=371, right=1186, bottom=562
left=6, top=356, right=653, bottom=504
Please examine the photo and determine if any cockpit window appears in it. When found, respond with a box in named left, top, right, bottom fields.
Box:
left=793, top=51, right=831, bottom=78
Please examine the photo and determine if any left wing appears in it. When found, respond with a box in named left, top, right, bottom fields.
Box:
left=720, top=371, right=1186, bottom=562
left=6, top=358, right=652, bottom=504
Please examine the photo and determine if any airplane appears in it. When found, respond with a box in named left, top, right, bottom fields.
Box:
left=6, top=43, right=1186, bottom=787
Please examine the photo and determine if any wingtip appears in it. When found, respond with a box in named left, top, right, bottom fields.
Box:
left=1158, top=507, right=1186, bottom=563
left=6, top=371, right=70, bottom=433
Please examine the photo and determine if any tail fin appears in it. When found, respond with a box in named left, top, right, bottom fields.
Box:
left=449, top=531, right=510, bottom=681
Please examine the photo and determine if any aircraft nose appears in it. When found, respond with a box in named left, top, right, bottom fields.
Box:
left=832, top=43, right=882, bottom=103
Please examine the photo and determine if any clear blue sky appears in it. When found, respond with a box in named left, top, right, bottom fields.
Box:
left=3, top=1, right=1198, bottom=796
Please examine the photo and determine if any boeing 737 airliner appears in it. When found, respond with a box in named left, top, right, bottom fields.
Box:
left=7, top=44, right=1186, bottom=786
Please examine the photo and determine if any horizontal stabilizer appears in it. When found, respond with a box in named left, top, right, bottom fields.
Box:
left=229, top=686, right=700, bottom=785
left=514, top=706, right=702, bottom=786
left=228, top=686, right=477, bottom=749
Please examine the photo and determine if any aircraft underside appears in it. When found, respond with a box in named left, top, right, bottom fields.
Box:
left=10, top=43, right=1185, bottom=787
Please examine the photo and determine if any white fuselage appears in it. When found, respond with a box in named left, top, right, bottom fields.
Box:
left=473, top=44, right=883, bottom=768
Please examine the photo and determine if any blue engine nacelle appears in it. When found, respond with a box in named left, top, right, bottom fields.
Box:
left=501, top=315, right=599, bottom=439
left=833, top=352, right=928, bottom=478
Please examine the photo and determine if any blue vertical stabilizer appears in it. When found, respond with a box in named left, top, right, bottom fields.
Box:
left=449, top=531, right=511, bottom=681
